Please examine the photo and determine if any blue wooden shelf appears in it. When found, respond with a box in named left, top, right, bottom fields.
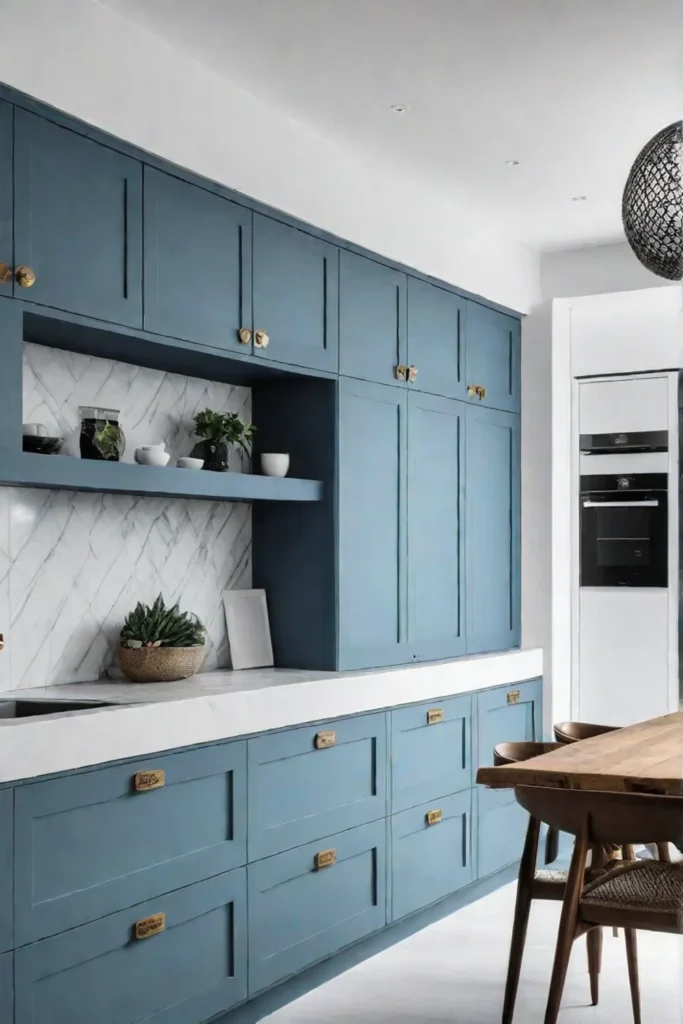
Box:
left=0, top=453, right=322, bottom=503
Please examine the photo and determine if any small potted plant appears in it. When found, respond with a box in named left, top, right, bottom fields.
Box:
left=190, top=409, right=255, bottom=472
left=118, top=594, right=206, bottom=682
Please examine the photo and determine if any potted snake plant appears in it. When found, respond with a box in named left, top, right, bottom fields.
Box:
left=118, top=594, right=206, bottom=682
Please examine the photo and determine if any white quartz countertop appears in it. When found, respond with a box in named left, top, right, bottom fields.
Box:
left=0, top=647, right=542, bottom=784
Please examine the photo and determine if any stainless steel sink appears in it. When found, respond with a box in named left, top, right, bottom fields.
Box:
left=0, top=699, right=115, bottom=718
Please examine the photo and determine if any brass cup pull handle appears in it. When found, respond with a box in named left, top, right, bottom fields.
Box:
left=467, top=384, right=486, bottom=401
left=426, top=809, right=442, bottom=826
left=134, top=769, right=165, bottom=792
left=134, top=912, right=166, bottom=940
left=426, top=708, right=443, bottom=725
left=407, top=365, right=418, bottom=383
left=0, top=262, right=12, bottom=286
left=254, top=330, right=270, bottom=349
left=314, top=848, right=337, bottom=870
left=0, top=634, right=4, bottom=652
left=506, top=690, right=521, bottom=705
left=314, top=730, right=336, bottom=749
left=15, top=265, right=36, bottom=289
left=237, top=327, right=252, bottom=345
left=395, top=364, right=407, bottom=381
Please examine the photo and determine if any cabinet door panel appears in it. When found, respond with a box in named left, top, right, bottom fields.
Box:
left=0, top=790, right=12, bottom=954
left=144, top=167, right=251, bottom=351
left=0, top=953, right=11, bottom=1024
left=14, top=109, right=142, bottom=326
left=338, top=378, right=410, bottom=669
left=464, top=302, right=520, bottom=412
left=252, top=214, right=338, bottom=371
left=0, top=101, right=12, bottom=297
left=339, top=251, right=406, bottom=385
left=465, top=405, right=520, bottom=654
left=391, top=694, right=471, bottom=813
left=407, top=277, right=463, bottom=398
left=408, top=392, right=465, bottom=661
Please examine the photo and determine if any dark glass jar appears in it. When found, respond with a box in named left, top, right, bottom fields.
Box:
left=79, top=407, right=125, bottom=461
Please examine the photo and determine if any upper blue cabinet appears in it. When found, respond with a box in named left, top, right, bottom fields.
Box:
left=339, top=251, right=407, bottom=386
left=143, top=167, right=252, bottom=352
left=252, top=214, right=339, bottom=373
left=0, top=102, right=12, bottom=294
left=464, top=302, right=520, bottom=413
left=406, top=277, right=464, bottom=399
left=13, top=109, right=142, bottom=327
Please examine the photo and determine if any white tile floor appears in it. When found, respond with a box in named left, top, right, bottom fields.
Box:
left=265, top=882, right=683, bottom=1023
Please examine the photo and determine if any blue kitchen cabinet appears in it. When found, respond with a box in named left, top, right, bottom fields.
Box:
left=465, top=404, right=520, bottom=655
left=0, top=101, right=12, bottom=294
left=15, top=868, right=247, bottom=1024
left=391, top=790, right=473, bottom=921
left=408, top=391, right=466, bottom=662
left=0, top=952, right=12, bottom=1022
left=248, top=820, right=386, bottom=994
left=338, top=378, right=411, bottom=670
left=464, top=301, right=520, bottom=413
left=13, top=109, right=142, bottom=327
left=0, top=789, right=12, bottom=954
left=339, top=250, right=407, bottom=386
left=407, top=277, right=464, bottom=399
left=252, top=214, right=339, bottom=372
left=248, top=714, right=387, bottom=861
left=144, top=167, right=252, bottom=352
left=14, top=741, right=246, bottom=945
left=391, top=695, right=472, bottom=813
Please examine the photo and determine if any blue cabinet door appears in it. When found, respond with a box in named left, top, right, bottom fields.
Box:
left=391, top=695, right=472, bottom=813
left=0, top=952, right=12, bottom=1023
left=465, top=405, right=520, bottom=654
left=407, top=277, right=464, bottom=398
left=0, top=102, right=12, bottom=297
left=14, top=109, right=142, bottom=326
left=144, top=167, right=252, bottom=351
left=408, top=391, right=466, bottom=661
left=252, top=214, right=338, bottom=372
left=338, top=378, right=411, bottom=670
left=15, top=741, right=246, bottom=945
left=248, top=713, right=387, bottom=860
left=464, top=301, right=520, bottom=413
left=339, top=250, right=407, bottom=385
left=0, top=789, right=12, bottom=954
left=391, top=790, right=472, bottom=921
left=248, top=821, right=386, bottom=994
left=15, top=868, right=247, bottom=1024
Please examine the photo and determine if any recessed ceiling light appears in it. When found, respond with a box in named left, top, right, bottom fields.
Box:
left=505, top=160, right=520, bottom=167
left=390, top=104, right=409, bottom=114
left=572, top=195, right=588, bottom=202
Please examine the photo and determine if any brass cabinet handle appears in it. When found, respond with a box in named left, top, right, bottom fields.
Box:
left=314, top=848, right=336, bottom=870
left=134, top=912, right=166, bottom=940
left=134, top=769, right=165, bottom=791
left=254, top=330, right=270, bottom=349
left=426, top=809, right=442, bottom=826
left=15, top=265, right=36, bottom=288
left=407, top=365, right=418, bottom=383
left=0, top=262, right=12, bottom=286
left=467, top=384, right=486, bottom=401
left=0, top=634, right=4, bottom=652
left=507, top=690, right=521, bottom=705
left=395, top=364, right=407, bottom=381
left=314, top=730, right=336, bottom=749
left=237, top=327, right=252, bottom=345
left=426, top=708, right=443, bottom=725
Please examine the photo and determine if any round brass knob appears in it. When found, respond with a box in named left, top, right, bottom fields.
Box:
left=0, top=262, right=12, bottom=286
left=15, top=265, right=36, bottom=288
left=237, top=327, right=252, bottom=345
left=254, top=330, right=270, bottom=349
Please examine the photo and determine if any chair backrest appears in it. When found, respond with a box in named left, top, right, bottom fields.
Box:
left=493, top=741, right=562, bottom=766
left=553, top=721, right=617, bottom=744
left=515, top=786, right=683, bottom=847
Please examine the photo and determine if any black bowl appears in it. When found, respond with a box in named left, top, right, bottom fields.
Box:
left=22, top=436, right=64, bottom=455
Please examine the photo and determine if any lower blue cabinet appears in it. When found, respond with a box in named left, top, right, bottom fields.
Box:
left=0, top=789, right=13, bottom=954
left=14, top=868, right=247, bottom=1024
left=391, top=695, right=472, bottom=813
left=248, top=820, right=386, bottom=994
left=391, top=790, right=472, bottom=921
left=0, top=952, right=12, bottom=1022
left=477, top=788, right=529, bottom=879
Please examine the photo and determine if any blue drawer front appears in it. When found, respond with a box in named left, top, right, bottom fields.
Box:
left=0, top=951, right=12, bottom=1022
left=391, top=790, right=472, bottom=921
left=248, top=714, right=387, bottom=860
left=0, top=789, right=13, bottom=953
left=15, top=740, right=246, bottom=944
left=391, top=695, right=472, bottom=812
left=15, top=868, right=247, bottom=1024
left=248, top=820, right=386, bottom=994
left=477, top=788, right=529, bottom=878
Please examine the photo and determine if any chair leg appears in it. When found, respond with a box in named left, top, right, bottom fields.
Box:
left=624, top=928, right=642, bottom=1024
left=544, top=827, right=589, bottom=1024
left=502, top=815, right=541, bottom=1024
left=586, top=926, right=602, bottom=1005
left=656, top=842, right=672, bottom=863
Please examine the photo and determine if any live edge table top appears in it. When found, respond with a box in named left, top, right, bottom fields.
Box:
left=476, top=712, right=683, bottom=797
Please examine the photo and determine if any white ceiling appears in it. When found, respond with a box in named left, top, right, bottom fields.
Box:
left=104, top=0, right=683, bottom=252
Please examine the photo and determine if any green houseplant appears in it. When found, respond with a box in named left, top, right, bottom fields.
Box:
left=190, top=409, right=255, bottom=472
left=118, top=594, right=206, bottom=682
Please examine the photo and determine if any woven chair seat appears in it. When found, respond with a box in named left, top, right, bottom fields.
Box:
left=535, top=868, right=567, bottom=884
left=582, top=860, right=683, bottom=914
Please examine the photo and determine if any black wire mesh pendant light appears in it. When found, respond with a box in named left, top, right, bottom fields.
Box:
left=622, top=120, right=683, bottom=280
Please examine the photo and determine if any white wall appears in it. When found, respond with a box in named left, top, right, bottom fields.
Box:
left=540, top=241, right=668, bottom=302
left=0, top=0, right=540, bottom=313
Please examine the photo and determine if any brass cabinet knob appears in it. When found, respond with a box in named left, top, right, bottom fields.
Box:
left=237, top=327, right=252, bottom=345
left=254, top=330, right=270, bottom=349
left=407, top=365, right=418, bottom=383
left=395, top=364, right=407, bottom=381
left=15, top=265, right=36, bottom=288
left=467, top=384, right=487, bottom=401
left=0, top=262, right=12, bottom=286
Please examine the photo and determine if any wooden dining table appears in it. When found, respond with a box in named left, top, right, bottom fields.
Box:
left=476, top=711, right=683, bottom=796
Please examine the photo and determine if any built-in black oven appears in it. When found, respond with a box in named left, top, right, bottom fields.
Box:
left=580, top=473, right=668, bottom=588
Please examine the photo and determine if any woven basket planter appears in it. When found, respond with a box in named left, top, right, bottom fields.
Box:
left=118, top=645, right=205, bottom=683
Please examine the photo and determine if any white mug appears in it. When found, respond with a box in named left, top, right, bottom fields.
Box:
left=261, top=453, right=290, bottom=478
left=22, top=423, right=48, bottom=437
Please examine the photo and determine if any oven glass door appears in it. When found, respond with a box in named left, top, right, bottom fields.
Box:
left=580, top=490, right=667, bottom=587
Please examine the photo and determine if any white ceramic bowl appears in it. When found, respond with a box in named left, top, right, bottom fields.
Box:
left=135, top=448, right=170, bottom=467
left=261, top=453, right=290, bottom=478
left=177, top=457, right=204, bottom=470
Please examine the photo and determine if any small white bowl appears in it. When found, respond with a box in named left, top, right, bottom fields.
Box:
left=261, top=453, right=290, bottom=478
left=177, top=457, right=204, bottom=470
left=135, top=448, right=170, bottom=467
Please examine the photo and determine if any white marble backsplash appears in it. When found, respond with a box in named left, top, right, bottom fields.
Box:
left=0, top=344, right=253, bottom=691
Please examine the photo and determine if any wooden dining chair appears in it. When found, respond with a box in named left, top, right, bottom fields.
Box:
left=515, top=786, right=683, bottom=1024
left=493, top=741, right=603, bottom=1024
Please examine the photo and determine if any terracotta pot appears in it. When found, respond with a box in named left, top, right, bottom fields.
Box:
left=118, top=645, right=205, bottom=683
